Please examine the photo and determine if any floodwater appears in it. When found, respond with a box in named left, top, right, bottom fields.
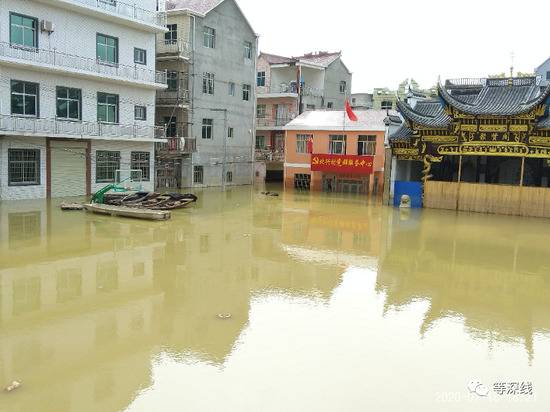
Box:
left=0, top=186, right=549, bottom=412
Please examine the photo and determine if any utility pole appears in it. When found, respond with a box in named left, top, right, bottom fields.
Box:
left=210, top=108, right=228, bottom=191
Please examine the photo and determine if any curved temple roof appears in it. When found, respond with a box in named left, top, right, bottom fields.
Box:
left=438, top=77, right=550, bottom=116
left=396, top=98, right=451, bottom=128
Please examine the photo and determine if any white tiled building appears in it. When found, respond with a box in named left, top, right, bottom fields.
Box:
left=0, top=0, right=168, bottom=200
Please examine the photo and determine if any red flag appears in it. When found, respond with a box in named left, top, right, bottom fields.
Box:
left=345, top=99, right=358, bottom=122
left=307, top=137, right=313, bottom=154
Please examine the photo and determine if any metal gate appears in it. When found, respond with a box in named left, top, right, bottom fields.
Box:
left=156, top=159, right=181, bottom=189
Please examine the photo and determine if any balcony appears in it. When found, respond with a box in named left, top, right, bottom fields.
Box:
left=156, top=137, right=196, bottom=155
left=35, top=0, right=167, bottom=32
left=157, top=39, right=191, bottom=60
left=157, top=89, right=190, bottom=107
left=0, top=42, right=167, bottom=89
left=0, top=114, right=166, bottom=141
left=255, top=149, right=285, bottom=162
left=256, top=115, right=296, bottom=130
left=258, top=82, right=324, bottom=98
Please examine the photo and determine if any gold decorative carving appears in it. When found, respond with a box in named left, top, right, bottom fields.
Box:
left=461, top=124, right=478, bottom=132
left=394, top=148, right=419, bottom=156
left=422, top=135, right=459, bottom=144
left=509, top=124, right=528, bottom=132
left=479, top=125, right=507, bottom=133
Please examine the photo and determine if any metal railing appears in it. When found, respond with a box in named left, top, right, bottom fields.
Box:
left=157, top=89, right=190, bottom=105
left=157, top=39, right=191, bottom=59
left=0, top=114, right=166, bottom=139
left=0, top=42, right=167, bottom=86
left=258, top=82, right=324, bottom=98
left=256, top=115, right=296, bottom=128
left=67, top=0, right=167, bottom=27
left=255, top=149, right=285, bottom=162
left=156, top=137, right=196, bottom=154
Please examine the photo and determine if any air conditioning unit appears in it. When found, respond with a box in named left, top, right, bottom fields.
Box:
left=40, top=20, right=54, bottom=33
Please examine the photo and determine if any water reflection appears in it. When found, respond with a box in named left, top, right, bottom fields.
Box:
left=0, top=189, right=549, bottom=411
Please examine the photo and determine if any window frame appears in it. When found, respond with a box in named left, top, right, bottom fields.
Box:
left=10, top=12, right=38, bottom=49
left=202, top=118, right=213, bottom=139
left=165, top=24, right=178, bottom=44
left=95, top=150, right=121, bottom=183
left=256, top=104, right=266, bottom=118
left=242, top=84, right=251, bottom=101
left=11, top=80, right=39, bottom=117
left=226, top=171, right=233, bottom=183
left=134, top=47, right=147, bottom=65
left=329, top=134, right=347, bottom=155
left=381, top=100, right=393, bottom=110
left=56, top=87, right=81, bottom=121
left=167, top=71, right=178, bottom=91
left=257, top=71, right=266, bottom=87
left=296, top=134, right=312, bottom=154
left=244, top=41, right=252, bottom=59
left=203, top=72, right=215, bottom=95
left=357, top=135, right=377, bottom=156
left=203, top=26, right=216, bottom=48
left=134, top=105, right=147, bottom=121
left=130, top=151, right=150, bottom=182
left=339, top=81, right=347, bottom=94
left=227, top=127, right=234, bottom=139
left=8, top=149, right=41, bottom=186
left=228, top=82, right=236, bottom=96
left=255, top=135, right=266, bottom=149
left=193, top=165, right=204, bottom=184
left=96, top=33, right=119, bottom=65
left=97, top=92, right=119, bottom=124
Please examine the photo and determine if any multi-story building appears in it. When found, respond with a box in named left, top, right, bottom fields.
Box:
left=157, top=0, right=258, bottom=189
left=0, top=0, right=168, bottom=200
left=255, top=51, right=352, bottom=182
left=351, top=93, right=373, bottom=110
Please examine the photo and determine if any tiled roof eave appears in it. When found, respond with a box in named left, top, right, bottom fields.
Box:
left=396, top=99, right=451, bottom=128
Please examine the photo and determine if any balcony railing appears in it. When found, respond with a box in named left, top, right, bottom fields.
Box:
left=157, top=39, right=191, bottom=59
left=67, top=0, right=167, bottom=27
left=0, top=42, right=167, bottom=86
left=0, top=114, right=166, bottom=139
left=255, top=149, right=285, bottom=162
left=157, top=89, right=190, bottom=106
left=256, top=116, right=296, bottom=128
left=258, top=82, right=324, bottom=98
left=156, top=137, right=196, bottom=154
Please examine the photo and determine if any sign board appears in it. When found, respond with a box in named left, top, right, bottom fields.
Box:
left=311, top=154, right=374, bottom=174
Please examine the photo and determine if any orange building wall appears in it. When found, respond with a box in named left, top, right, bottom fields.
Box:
left=284, top=130, right=386, bottom=194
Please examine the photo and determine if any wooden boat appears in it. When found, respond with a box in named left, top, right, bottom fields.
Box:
left=103, top=192, right=197, bottom=211
left=83, top=203, right=171, bottom=221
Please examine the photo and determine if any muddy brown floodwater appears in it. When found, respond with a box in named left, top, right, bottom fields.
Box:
left=0, top=186, right=549, bottom=412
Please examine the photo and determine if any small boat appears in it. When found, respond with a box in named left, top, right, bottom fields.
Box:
left=103, top=192, right=197, bottom=211
left=83, top=203, right=171, bottom=221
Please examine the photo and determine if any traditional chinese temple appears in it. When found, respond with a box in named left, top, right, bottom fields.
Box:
left=388, top=76, right=550, bottom=217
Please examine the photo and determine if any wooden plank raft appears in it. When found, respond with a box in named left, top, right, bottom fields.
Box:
left=83, top=204, right=171, bottom=221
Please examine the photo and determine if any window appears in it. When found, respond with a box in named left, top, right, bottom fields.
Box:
left=96, top=151, right=120, bottom=183
left=244, top=41, right=252, bottom=59
left=134, top=106, right=147, bottom=121
left=547, top=71, right=550, bottom=81
left=242, top=84, right=251, bottom=101
left=226, top=171, right=233, bottom=183
left=340, top=81, right=347, bottom=94
left=8, top=149, right=40, bottom=186
left=257, top=71, right=266, bottom=87
left=306, top=104, right=315, bottom=111
left=193, top=166, right=204, bottom=184
left=203, top=26, right=216, bottom=48
left=381, top=100, right=393, bottom=110
left=227, top=127, right=234, bottom=138
left=203, top=72, right=215, bottom=94
left=11, top=80, right=39, bottom=116
left=134, top=48, right=146, bottom=65
left=164, top=116, right=177, bottom=137
left=294, top=174, right=311, bottom=191
left=327, top=102, right=333, bottom=109
left=296, top=134, right=312, bottom=154
left=10, top=13, right=38, bottom=48
left=256, top=104, right=266, bottom=118
left=228, top=82, right=236, bottom=96
left=167, top=71, right=178, bottom=91
left=329, top=135, right=346, bottom=154
left=202, top=118, right=213, bottom=139
left=96, top=34, right=118, bottom=65
left=131, top=152, right=150, bottom=181
left=256, top=135, right=266, bottom=149
left=358, top=135, right=377, bottom=155
left=97, top=93, right=119, bottom=123
left=165, top=24, right=177, bottom=44
left=56, top=87, right=81, bottom=120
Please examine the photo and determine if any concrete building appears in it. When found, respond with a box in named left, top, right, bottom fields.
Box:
left=350, top=93, right=373, bottom=110
left=0, top=0, right=168, bottom=200
left=255, top=51, right=352, bottom=182
left=283, top=110, right=390, bottom=195
left=158, top=0, right=258, bottom=189
left=535, top=57, right=550, bottom=86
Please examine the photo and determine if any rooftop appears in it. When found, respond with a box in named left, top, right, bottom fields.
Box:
left=284, top=110, right=395, bottom=132
left=165, top=0, right=224, bottom=15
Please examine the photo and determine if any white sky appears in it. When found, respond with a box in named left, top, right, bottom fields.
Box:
left=237, top=0, right=550, bottom=92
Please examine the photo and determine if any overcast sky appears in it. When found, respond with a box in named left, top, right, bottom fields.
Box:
left=237, top=0, right=550, bottom=93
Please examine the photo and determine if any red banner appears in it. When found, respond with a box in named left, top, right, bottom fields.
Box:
left=311, top=154, right=374, bottom=174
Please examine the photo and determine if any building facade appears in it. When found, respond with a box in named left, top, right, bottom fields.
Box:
left=351, top=93, right=373, bottom=110
left=535, top=57, right=550, bottom=86
left=255, top=51, right=352, bottom=182
left=283, top=110, right=388, bottom=195
left=159, top=0, right=258, bottom=189
left=0, top=0, right=167, bottom=200
left=388, top=76, right=550, bottom=218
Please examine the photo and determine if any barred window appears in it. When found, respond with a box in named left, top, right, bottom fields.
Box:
left=203, top=72, right=215, bottom=94
left=8, top=149, right=40, bottom=186
left=358, top=135, right=377, bottom=155
left=194, top=165, right=204, bottom=184
left=131, top=152, right=150, bottom=181
left=296, top=134, right=312, bottom=154
left=226, top=171, right=233, bottom=183
left=96, top=151, right=120, bottom=183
